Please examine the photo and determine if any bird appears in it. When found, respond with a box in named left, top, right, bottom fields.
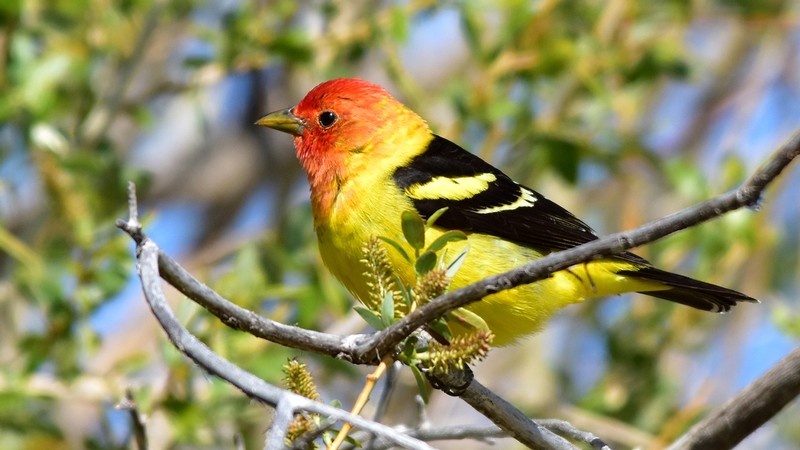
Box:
left=256, top=78, right=757, bottom=346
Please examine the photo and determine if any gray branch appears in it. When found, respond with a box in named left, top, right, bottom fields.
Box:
left=118, top=216, right=432, bottom=450
left=667, top=346, right=800, bottom=450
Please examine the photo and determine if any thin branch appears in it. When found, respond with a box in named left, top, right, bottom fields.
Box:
left=121, top=182, right=144, bottom=244
left=330, top=357, right=393, bottom=449
left=364, top=420, right=610, bottom=450
left=288, top=418, right=338, bottom=450
left=402, top=424, right=507, bottom=442
left=556, top=406, right=654, bottom=449
left=667, top=346, right=800, bottom=450
left=362, top=425, right=507, bottom=450
left=116, top=388, right=148, bottom=450
left=373, top=361, right=402, bottom=423
left=355, top=129, right=800, bottom=361
left=536, top=419, right=611, bottom=450
left=455, top=375, right=578, bottom=450
left=155, top=248, right=374, bottom=362
left=363, top=361, right=402, bottom=450
left=427, top=367, right=586, bottom=450
left=117, top=180, right=373, bottom=362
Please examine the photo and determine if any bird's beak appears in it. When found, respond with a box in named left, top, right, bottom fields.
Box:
left=255, top=108, right=305, bottom=136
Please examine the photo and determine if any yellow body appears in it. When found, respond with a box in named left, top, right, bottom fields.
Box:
left=311, top=132, right=664, bottom=346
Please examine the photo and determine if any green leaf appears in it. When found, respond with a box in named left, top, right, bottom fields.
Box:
left=344, top=435, right=361, bottom=447
left=449, top=307, right=490, bottom=333
left=426, top=207, right=449, bottom=229
left=415, top=251, right=437, bottom=275
left=426, top=230, right=467, bottom=253
left=378, top=236, right=411, bottom=263
left=445, top=244, right=470, bottom=279
left=394, top=274, right=412, bottom=307
left=380, top=291, right=395, bottom=328
left=428, top=319, right=452, bottom=342
left=401, top=210, right=426, bottom=250
left=410, top=365, right=430, bottom=403
left=402, top=335, right=419, bottom=361
left=354, top=306, right=384, bottom=330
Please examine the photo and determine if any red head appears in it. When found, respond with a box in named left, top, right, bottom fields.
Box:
left=290, top=79, right=402, bottom=163
left=257, top=79, right=430, bottom=212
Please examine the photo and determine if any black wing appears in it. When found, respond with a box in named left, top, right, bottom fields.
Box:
left=393, top=135, right=645, bottom=263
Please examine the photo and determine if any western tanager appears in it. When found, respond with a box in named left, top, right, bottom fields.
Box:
left=257, top=78, right=756, bottom=346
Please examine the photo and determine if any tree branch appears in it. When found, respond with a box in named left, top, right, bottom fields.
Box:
left=667, top=346, right=800, bottom=450
left=117, top=215, right=433, bottom=450
left=361, top=425, right=508, bottom=449
left=116, top=388, right=148, bottom=450
left=155, top=247, right=375, bottom=362
left=458, top=377, right=578, bottom=450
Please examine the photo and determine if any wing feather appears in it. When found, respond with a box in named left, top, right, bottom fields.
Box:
left=393, top=135, right=646, bottom=263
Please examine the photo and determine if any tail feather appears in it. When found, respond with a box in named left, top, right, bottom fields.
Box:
left=618, top=267, right=758, bottom=313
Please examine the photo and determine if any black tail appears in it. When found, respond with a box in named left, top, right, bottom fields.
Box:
left=618, top=267, right=758, bottom=313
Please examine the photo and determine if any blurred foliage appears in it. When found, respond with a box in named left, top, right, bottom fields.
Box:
left=0, top=0, right=798, bottom=448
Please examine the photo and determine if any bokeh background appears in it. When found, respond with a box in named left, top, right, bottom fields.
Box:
left=1, top=1, right=799, bottom=448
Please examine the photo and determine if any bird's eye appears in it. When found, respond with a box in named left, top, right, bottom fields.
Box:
left=318, top=111, right=338, bottom=128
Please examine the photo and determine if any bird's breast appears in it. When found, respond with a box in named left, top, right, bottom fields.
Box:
left=313, top=174, right=417, bottom=300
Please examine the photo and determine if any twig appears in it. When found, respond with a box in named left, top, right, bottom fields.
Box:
left=454, top=374, right=578, bottom=450
left=364, top=421, right=611, bottom=450
left=556, top=405, right=654, bottom=449
left=116, top=388, right=148, bottom=450
left=355, top=129, right=800, bottom=362
left=287, top=417, right=338, bottom=450
left=362, top=425, right=507, bottom=449
left=364, top=361, right=402, bottom=450
left=121, top=182, right=144, bottom=244
left=429, top=368, right=591, bottom=449
left=536, top=419, right=611, bottom=450
left=154, top=247, right=373, bottom=361
left=330, top=356, right=393, bottom=449
left=667, top=346, right=800, bottom=450
left=373, top=361, right=401, bottom=423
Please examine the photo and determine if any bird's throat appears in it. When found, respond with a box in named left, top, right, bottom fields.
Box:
left=298, top=148, right=348, bottom=220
